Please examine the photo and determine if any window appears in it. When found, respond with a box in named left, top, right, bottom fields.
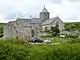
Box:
left=31, top=30, right=35, bottom=37
left=36, top=28, right=37, bottom=30
left=56, top=22, right=59, bottom=28
left=14, top=26, right=15, bottom=28
left=44, top=26, right=48, bottom=32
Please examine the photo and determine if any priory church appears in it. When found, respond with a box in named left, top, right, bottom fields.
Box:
left=3, top=6, right=64, bottom=39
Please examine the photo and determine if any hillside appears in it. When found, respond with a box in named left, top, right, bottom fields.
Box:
left=0, top=23, right=5, bottom=37
left=64, top=22, right=80, bottom=31
left=0, top=23, right=5, bottom=27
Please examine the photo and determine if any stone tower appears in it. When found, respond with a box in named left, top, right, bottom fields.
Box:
left=40, top=6, right=49, bottom=22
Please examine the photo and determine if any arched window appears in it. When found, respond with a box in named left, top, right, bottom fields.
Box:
left=31, top=30, right=35, bottom=37
left=56, top=22, right=59, bottom=28
left=44, top=26, right=48, bottom=32
left=36, top=28, right=37, bottom=30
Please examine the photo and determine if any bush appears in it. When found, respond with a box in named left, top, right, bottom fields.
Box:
left=0, top=26, right=4, bottom=37
left=66, top=35, right=78, bottom=38
left=30, top=43, right=80, bottom=60
left=0, top=33, right=3, bottom=37
left=68, top=38, right=80, bottom=43
left=0, top=39, right=80, bottom=60
left=50, top=27, right=60, bottom=37
left=0, top=39, right=30, bottom=60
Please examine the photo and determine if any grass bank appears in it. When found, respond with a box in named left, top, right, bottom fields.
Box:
left=0, top=38, right=80, bottom=60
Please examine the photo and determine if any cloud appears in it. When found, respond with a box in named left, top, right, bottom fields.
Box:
left=0, top=0, right=80, bottom=23
left=46, top=0, right=80, bottom=22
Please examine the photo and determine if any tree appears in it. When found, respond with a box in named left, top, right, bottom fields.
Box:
left=50, top=26, right=60, bottom=36
left=0, top=26, right=4, bottom=37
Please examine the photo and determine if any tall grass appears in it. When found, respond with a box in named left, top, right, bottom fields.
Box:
left=0, top=38, right=30, bottom=60
left=30, top=43, right=80, bottom=60
left=0, top=38, right=80, bottom=60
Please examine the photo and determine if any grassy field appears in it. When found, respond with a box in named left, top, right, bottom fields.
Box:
left=0, top=23, right=5, bottom=27
left=0, top=38, right=80, bottom=60
left=40, top=36, right=79, bottom=43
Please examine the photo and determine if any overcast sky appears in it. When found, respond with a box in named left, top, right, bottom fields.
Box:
left=0, top=0, right=80, bottom=23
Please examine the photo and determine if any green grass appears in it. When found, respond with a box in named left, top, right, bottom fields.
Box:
left=0, top=23, right=5, bottom=27
left=0, top=38, right=80, bottom=60
left=40, top=36, right=70, bottom=43
left=0, top=38, right=30, bottom=60
left=30, top=43, right=80, bottom=60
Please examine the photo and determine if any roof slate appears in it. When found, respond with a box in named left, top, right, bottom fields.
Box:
left=15, top=17, right=58, bottom=25
left=16, top=18, right=42, bottom=24
left=42, top=17, right=57, bottom=25
left=31, top=18, right=42, bottom=23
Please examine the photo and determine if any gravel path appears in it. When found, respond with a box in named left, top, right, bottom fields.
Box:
left=29, top=42, right=61, bottom=45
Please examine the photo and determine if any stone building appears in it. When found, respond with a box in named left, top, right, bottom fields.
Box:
left=3, top=6, right=64, bottom=39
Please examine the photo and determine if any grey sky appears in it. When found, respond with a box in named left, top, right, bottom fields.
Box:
left=0, top=0, right=80, bottom=23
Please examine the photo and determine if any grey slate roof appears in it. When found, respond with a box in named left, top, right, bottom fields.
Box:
left=42, top=17, right=57, bottom=25
left=31, top=18, right=42, bottom=24
left=16, top=18, right=32, bottom=23
left=16, top=18, right=42, bottom=24
left=16, top=17, right=57, bottom=25
left=16, top=18, right=32, bottom=26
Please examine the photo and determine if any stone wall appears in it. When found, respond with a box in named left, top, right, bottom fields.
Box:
left=3, top=20, right=31, bottom=40
left=42, top=17, right=64, bottom=31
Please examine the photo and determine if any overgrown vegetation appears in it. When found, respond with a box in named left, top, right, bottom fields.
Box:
left=0, top=39, right=30, bottom=60
left=50, top=27, right=60, bottom=36
left=43, top=26, right=60, bottom=37
left=0, top=23, right=5, bottom=37
left=30, top=43, right=80, bottom=60
left=0, top=38, right=80, bottom=60
left=65, top=22, right=80, bottom=31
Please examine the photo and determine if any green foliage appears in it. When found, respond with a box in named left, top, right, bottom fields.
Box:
left=0, top=38, right=80, bottom=60
left=30, top=43, right=80, bottom=60
left=65, top=22, right=80, bottom=31
left=0, top=23, right=5, bottom=27
left=50, top=27, right=60, bottom=36
left=0, top=39, right=30, bottom=60
left=66, top=35, right=78, bottom=38
left=68, top=38, right=80, bottom=43
left=0, top=27, right=4, bottom=37
left=0, top=33, right=3, bottom=37
left=0, top=23, right=5, bottom=37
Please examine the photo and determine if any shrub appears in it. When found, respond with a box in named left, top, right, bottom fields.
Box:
left=0, top=26, right=4, bottom=37
left=0, top=38, right=80, bottom=60
left=66, top=35, right=78, bottom=38
left=50, top=27, right=60, bottom=36
left=0, top=39, right=30, bottom=60
left=0, top=33, right=3, bottom=37
left=68, top=38, right=80, bottom=43
left=30, top=43, right=80, bottom=60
